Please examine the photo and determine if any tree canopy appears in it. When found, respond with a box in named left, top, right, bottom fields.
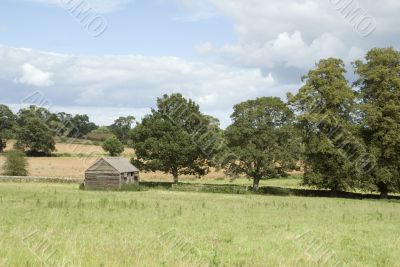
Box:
left=16, top=107, right=56, bottom=156
left=102, top=136, right=125, bottom=156
left=0, top=104, right=16, bottom=152
left=130, top=94, right=216, bottom=183
left=67, top=114, right=98, bottom=138
left=225, top=97, right=301, bottom=191
left=288, top=58, right=360, bottom=191
left=354, top=47, right=400, bottom=198
left=110, top=116, right=136, bottom=144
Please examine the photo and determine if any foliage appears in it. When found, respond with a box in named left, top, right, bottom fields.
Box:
left=2, top=150, right=28, bottom=176
left=288, top=58, right=361, bottom=191
left=0, top=104, right=16, bottom=152
left=17, top=106, right=53, bottom=123
left=16, top=107, right=56, bottom=156
left=225, top=97, right=301, bottom=191
left=102, top=136, right=125, bottom=156
left=14, top=106, right=98, bottom=139
left=354, top=47, right=400, bottom=198
left=67, top=114, right=98, bottom=138
left=130, top=94, right=218, bottom=182
left=109, top=116, right=136, bottom=144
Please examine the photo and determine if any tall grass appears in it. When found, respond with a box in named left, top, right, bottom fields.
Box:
left=0, top=183, right=399, bottom=266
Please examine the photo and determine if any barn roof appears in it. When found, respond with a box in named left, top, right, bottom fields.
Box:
left=102, top=157, right=139, bottom=173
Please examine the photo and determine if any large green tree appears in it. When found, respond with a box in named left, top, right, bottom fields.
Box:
left=288, top=58, right=361, bottom=191
left=16, top=106, right=68, bottom=137
left=354, top=47, right=400, bottom=198
left=225, top=97, right=301, bottom=191
left=110, top=116, right=136, bottom=144
left=130, top=94, right=216, bottom=183
left=16, top=107, right=56, bottom=156
left=0, top=104, right=16, bottom=152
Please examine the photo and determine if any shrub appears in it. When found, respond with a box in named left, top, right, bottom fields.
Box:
left=102, top=136, right=124, bottom=156
left=2, top=150, right=28, bottom=176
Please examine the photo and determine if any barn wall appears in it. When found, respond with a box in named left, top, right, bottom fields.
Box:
left=84, top=159, right=121, bottom=190
left=84, top=172, right=121, bottom=190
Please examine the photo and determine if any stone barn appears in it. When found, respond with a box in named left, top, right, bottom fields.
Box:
left=84, top=157, right=139, bottom=190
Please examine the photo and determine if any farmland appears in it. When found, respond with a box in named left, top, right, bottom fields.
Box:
left=0, top=182, right=399, bottom=266
left=0, top=140, right=302, bottom=185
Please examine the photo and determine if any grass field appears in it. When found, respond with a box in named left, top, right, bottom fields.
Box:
left=0, top=183, right=399, bottom=266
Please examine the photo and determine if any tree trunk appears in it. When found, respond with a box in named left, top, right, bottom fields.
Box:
left=378, top=182, right=389, bottom=199
left=253, top=177, right=260, bottom=192
left=172, top=171, right=179, bottom=184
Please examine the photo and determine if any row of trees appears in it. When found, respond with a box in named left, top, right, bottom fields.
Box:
left=288, top=48, right=400, bottom=198
left=130, top=47, right=400, bottom=197
left=0, top=105, right=136, bottom=155
left=129, top=93, right=302, bottom=190
left=0, top=105, right=99, bottom=155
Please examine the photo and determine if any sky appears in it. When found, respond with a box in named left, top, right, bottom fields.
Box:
left=1, top=0, right=400, bottom=127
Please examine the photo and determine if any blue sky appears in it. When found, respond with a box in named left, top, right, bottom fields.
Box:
left=0, top=0, right=234, bottom=57
left=1, top=0, right=399, bottom=127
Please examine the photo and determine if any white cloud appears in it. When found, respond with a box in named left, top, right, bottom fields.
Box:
left=15, top=63, right=54, bottom=87
left=0, top=44, right=286, bottom=127
left=7, top=0, right=400, bottom=126
left=199, top=31, right=351, bottom=69
left=183, top=0, right=400, bottom=81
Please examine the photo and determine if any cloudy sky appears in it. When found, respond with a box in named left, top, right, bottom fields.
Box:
left=1, top=0, right=399, bottom=127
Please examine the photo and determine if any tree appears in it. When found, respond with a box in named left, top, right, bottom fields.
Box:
left=2, top=150, right=28, bottom=176
left=0, top=105, right=16, bottom=152
left=17, top=105, right=52, bottom=122
left=68, top=114, right=98, bottom=138
left=354, top=47, right=400, bottom=198
left=225, top=97, right=301, bottom=191
left=102, top=136, right=125, bottom=156
left=16, top=109, right=56, bottom=156
left=16, top=106, right=62, bottom=136
left=109, top=116, right=136, bottom=144
left=130, top=94, right=216, bottom=183
left=288, top=58, right=360, bottom=192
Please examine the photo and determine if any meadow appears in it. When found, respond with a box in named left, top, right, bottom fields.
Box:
left=0, top=182, right=399, bottom=267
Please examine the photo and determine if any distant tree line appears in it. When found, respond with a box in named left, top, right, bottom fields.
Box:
left=0, top=105, right=136, bottom=156
left=0, top=105, right=99, bottom=156
left=1, top=47, right=399, bottom=197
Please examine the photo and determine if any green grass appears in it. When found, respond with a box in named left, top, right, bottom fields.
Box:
left=0, top=183, right=399, bottom=266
